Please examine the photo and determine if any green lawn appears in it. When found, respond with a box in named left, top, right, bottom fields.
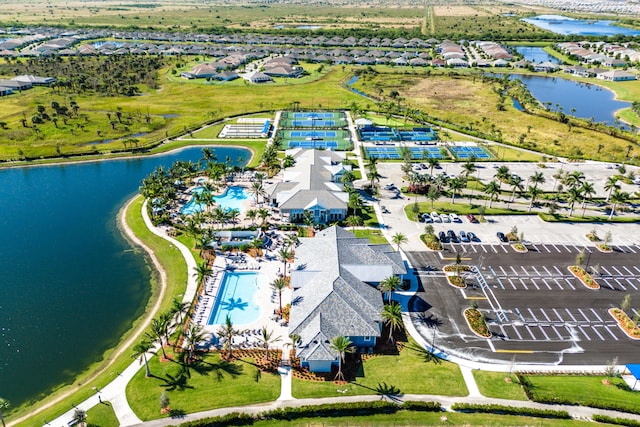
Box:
left=126, top=352, right=280, bottom=421
left=250, top=411, right=593, bottom=426
left=292, top=341, right=467, bottom=398
left=353, top=228, right=389, bottom=244
left=404, top=201, right=535, bottom=221
left=522, top=375, right=640, bottom=414
left=86, top=402, right=119, bottom=427
left=473, top=371, right=528, bottom=401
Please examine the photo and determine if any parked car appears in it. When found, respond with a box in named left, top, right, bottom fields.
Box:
left=440, top=213, right=451, bottom=223
left=384, top=183, right=396, bottom=190
left=447, top=229, right=459, bottom=243
left=420, top=213, right=433, bottom=223
left=449, top=213, right=462, bottom=223
left=466, top=214, right=478, bottom=223
left=438, top=231, right=449, bottom=243
left=497, top=232, right=508, bottom=243
left=430, top=211, right=439, bottom=219
left=459, top=230, right=470, bottom=243
left=467, top=232, right=480, bottom=242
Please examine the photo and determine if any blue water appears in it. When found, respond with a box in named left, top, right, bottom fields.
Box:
left=523, top=15, right=640, bottom=36
left=208, top=271, right=260, bottom=325
left=181, top=185, right=249, bottom=215
left=514, top=46, right=560, bottom=64
left=504, top=74, right=630, bottom=126
left=345, top=75, right=373, bottom=99
left=0, top=146, right=249, bottom=407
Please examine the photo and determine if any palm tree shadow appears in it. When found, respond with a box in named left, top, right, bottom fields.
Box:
left=199, top=359, right=244, bottom=382
left=352, top=381, right=403, bottom=402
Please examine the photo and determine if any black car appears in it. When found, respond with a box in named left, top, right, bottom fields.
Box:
left=468, top=231, right=481, bottom=242
left=447, top=230, right=459, bottom=243
left=438, top=231, right=449, bottom=243
left=497, top=231, right=508, bottom=243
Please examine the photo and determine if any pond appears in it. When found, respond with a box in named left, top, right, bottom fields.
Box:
left=496, top=73, right=630, bottom=127
left=514, top=46, right=560, bottom=64
left=522, top=15, right=640, bottom=36
left=0, top=146, right=250, bottom=407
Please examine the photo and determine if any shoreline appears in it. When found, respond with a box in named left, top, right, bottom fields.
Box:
left=8, top=196, right=170, bottom=426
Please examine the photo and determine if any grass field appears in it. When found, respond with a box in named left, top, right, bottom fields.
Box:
left=126, top=353, right=280, bottom=421
left=86, top=402, right=119, bottom=427
left=473, top=371, right=528, bottom=401
left=353, top=228, right=389, bottom=244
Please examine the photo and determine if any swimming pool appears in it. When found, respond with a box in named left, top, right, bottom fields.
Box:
left=181, top=185, right=249, bottom=215
left=208, top=271, right=261, bottom=325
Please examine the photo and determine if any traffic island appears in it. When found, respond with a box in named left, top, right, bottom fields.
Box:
left=568, top=266, right=600, bottom=289
left=464, top=308, right=491, bottom=338
left=609, top=308, right=640, bottom=340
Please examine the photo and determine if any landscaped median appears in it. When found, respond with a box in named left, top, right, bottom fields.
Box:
left=568, top=265, right=600, bottom=289
left=463, top=308, right=491, bottom=338
left=609, top=308, right=640, bottom=340
left=443, top=265, right=471, bottom=288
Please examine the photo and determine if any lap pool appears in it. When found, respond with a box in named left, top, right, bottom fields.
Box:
left=208, top=271, right=261, bottom=326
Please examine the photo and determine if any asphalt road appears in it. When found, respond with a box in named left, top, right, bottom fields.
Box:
left=407, top=245, right=640, bottom=365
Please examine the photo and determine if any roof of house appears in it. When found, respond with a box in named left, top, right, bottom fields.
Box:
left=290, top=226, right=406, bottom=360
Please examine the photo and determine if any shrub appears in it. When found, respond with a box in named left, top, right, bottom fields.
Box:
left=464, top=308, right=491, bottom=337
left=402, top=401, right=442, bottom=412
left=592, top=415, right=640, bottom=427
left=451, top=403, right=570, bottom=419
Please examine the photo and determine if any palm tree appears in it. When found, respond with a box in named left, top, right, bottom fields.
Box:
left=461, top=160, right=477, bottom=180
left=427, top=186, right=440, bottom=209
left=270, top=277, right=287, bottom=315
left=566, top=186, right=582, bottom=217
left=484, top=180, right=501, bottom=208
left=0, top=398, right=9, bottom=427
left=526, top=185, right=542, bottom=213
left=284, top=234, right=299, bottom=249
left=580, top=181, right=595, bottom=216
left=72, top=409, right=87, bottom=427
left=258, top=326, right=282, bottom=360
left=448, top=176, right=464, bottom=204
left=277, top=247, right=292, bottom=276
left=346, top=214, right=363, bottom=231
left=426, top=157, right=440, bottom=177
left=171, top=298, right=190, bottom=325
left=287, top=333, right=301, bottom=358
left=508, top=174, right=524, bottom=204
left=185, top=324, right=210, bottom=362
left=132, top=338, right=155, bottom=377
left=348, top=191, right=363, bottom=216
left=330, top=335, right=354, bottom=381
left=246, top=209, right=258, bottom=226
left=609, top=189, right=630, bottom=220
left=566, top=170, right=585, bottom=189
left=379, top=275, right=401, bottom=303
left=146, top=316, right=170, bottom=359
left=193, top=261, right=213, bottom=285
left=391, top=232, right=408, bottom=251
left=529, top=171, right=546, bottom=189
left=217, top=314, right=238, bottom=359
left=604, top=176, right=620, bottom=202
left=381, top=302, right=404, bottom=343
left=494, top=165, right=510, bottom=184
left=249, top=180, right=264, bottom=205
left=257, top=208, right=270, bottom=226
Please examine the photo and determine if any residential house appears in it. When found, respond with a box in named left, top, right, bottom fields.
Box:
left=596, top=70, right=636, bottom=81
left=289, top=226, right=407, bottom=373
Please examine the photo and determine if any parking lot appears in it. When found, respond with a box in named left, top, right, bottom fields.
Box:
left=406, top=247, right=640, bottom=365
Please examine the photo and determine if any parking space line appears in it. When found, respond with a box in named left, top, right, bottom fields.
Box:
left=520, top=278, right=529, bottom=290
left=564, top=278, right=576, bottom=290
left=525, top=326, right=537, bottom=340
left=626, top=279, right=638, bottom=291
left=527, top=308, right=538, bottom=322
left=551, top=308, right=565, bottom=322
left=603, top=326, right=619, bottom=340
left=540, top=278, right=551, bottom=290
left=622, top=266, right=634, bottom=276
left=498, top=325, right=509, bottom=340
left=531, top=266, right=540, bottom=276
left=633, top=266, right=640, bottom=274
left=480, top=245, right=488, bottom=253
left=589, top=308, right=603, bottom=323
left=553, top=278, right=564, bottom=290
left=510, top=266, right=519, bottom=276
left=625, top=245, right=637, bottom=254
left=520, top=266, right=529, bottom=276
left=538, top=326, right=551, bottom=341
left=583, top=245, right=592, bottom=253
left=578, top=326, right=591, bottom=341
left=514, top=308, right=525, bottom=322
left=602, top=279, right=616, bottom=291
left=611, top=266, right=624, bottom=276
left=500, top=245, right=508, bottom=253
left=542, top=266, right=552, bottom=276
left=552, top=326, right=565, bottom=340
left=499, top=266, right=507, bottom=276
left=601, top=266, right=613, bottom=276
left=615, top=279, right=627, bottom=291
left=539, top=309, right=552, bottom=322
left=512, top=326, right=523, bottom=340
left=551, top=244, right=561, bottom=253
left=562, top=244, right=572, bottom=253
left=553, top=266, right=564, bottom=276
left=591, top=326, right=606, bottom=341
left=577, top=308, right=590, bottom=322
left=508, top=278, right=517, bottom=290
left=491, top=245, right=498, bottom=253
left=564, top=308, right=578, bottom=322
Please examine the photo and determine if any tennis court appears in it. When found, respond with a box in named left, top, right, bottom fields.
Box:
left=293, top=112, right=334, bottom=119
left=365, top=146, right=445, bottom=160
left=279, top=111, right=347, bottom=129
left=290, top=130, right=338, bottom=138
left=288, top=140, right=338, bottom=149
left=449, top=145, right=493, bottom=160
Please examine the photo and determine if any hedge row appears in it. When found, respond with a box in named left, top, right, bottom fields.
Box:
left=592, top=415, right=640, bottom=427
left=177, top=401, right=441, bottom=427
left=450, top=403, right=570, bottom=419
left=517, top=374, right=640, bottom=415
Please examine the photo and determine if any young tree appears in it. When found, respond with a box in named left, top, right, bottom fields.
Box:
left=132, top=338, right=155, bottom=377
left=391, top=232, right=408, bottom=252
left=379, top=275, right=401, bottom=303
left=381, top=302, right=404, bottom=343
left=330, top=336, right=354, bottom=381
left=258, top=326, right=282, bottom=360
left=270, top=277, right=287, bottom=315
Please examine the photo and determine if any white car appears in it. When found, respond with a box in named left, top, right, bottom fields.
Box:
left=440, top=213, right=451, bottom=223
left=449, top=213, right=461, bottom=223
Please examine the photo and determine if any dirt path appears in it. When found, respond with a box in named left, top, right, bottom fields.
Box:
left=8, top=196, right=168, bottom=427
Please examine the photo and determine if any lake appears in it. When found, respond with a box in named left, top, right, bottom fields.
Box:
left=0, top=146, right=250, bottom=407
left=522, top=15, right=640, bottom=36
left=514, top=46, right=560, bottom=64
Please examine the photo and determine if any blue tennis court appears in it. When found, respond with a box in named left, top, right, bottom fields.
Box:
left=290, top=130, right=337, bottom=138
left=288, top=140, right=338, bottom=149
left=293, top=112, right=334, bottom=119
left=366, top=146, right=445, bottom=160
left=292, top=119, right=336, bottom=127
left=449, top=146, right=492, bottom=159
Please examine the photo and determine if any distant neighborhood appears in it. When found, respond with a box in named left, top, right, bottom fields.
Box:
left=0, top=25, right=638, bottom=95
